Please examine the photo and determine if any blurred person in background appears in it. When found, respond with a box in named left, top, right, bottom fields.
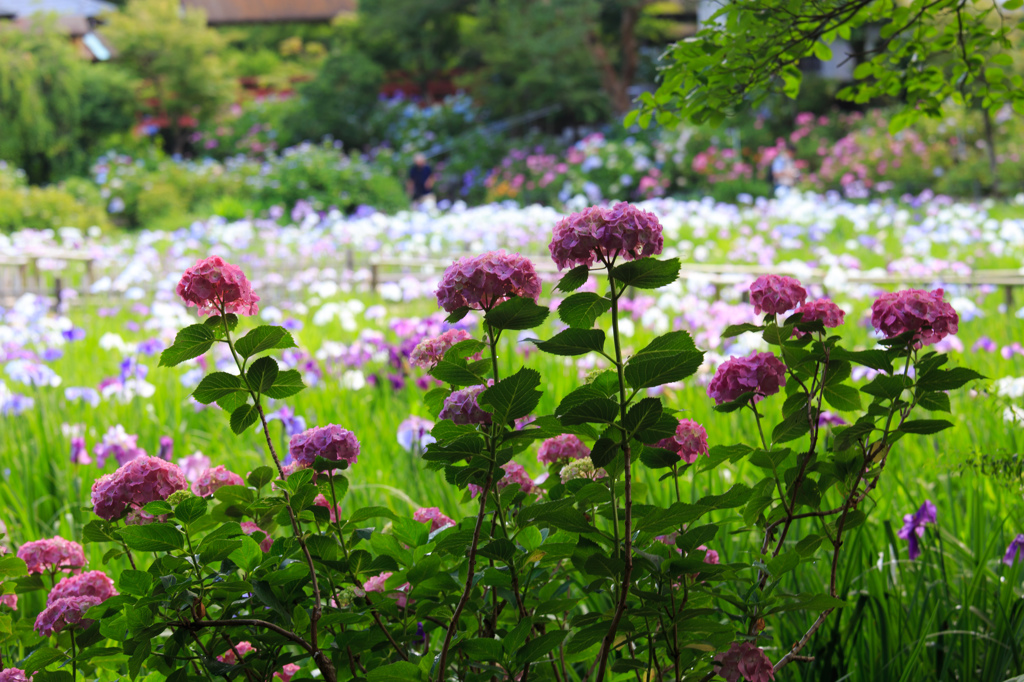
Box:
left=408, top=153, right=435, bottom=206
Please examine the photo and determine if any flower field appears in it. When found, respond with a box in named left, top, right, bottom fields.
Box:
left=2, top=192, right=1024, bottom=680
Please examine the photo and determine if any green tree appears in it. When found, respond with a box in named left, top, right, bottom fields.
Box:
left=104, top=0, right=234, bottom=155
left=0, top=18, right=83, bottom=182
left=633, top=0, right=1024, bottom=131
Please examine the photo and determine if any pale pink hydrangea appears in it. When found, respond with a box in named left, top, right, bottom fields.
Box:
left=435, top=250, right=541, bottom=312
left=241, top=522, right=273, bottom=553
left=714, top=641, right=775, bottom=682
left=537, top=434, right=590, bottom=465
left=90, top=456, right=189, bottom=521
left=288, top=425, right=360, bottom=468
left=707, top=352, right=786, bottom=405
left=93, top=425, right=146, bottom=468
left=413, top=507, right=455, bottom=532
left=17, top=537, right=85, bottom=575
left=34, top=595, right=101, bottom=637
left=0, top=594, right=17, bottom=611
left=313, top=494, right=342, bottom=523
left=409, top=329, right=475, bottom=368
left=469, top=461, right=536, bottom=498
left=871, top=288, right=959, bottom=347
left=274, top=664, right=301, bottom=682
left=177, top=452, right=212, bottom=484
left=549, top=202, right=664, bottom=270
left=698, top=545, right=720, bottom=564
left=217, top=641, right=257, bottom=665
left=793, top=298, right=845, bottom=335
left=655, top=419, right=709, bottom=464
left=0, top=669, right=31, bottom=682
left=176, top=256, right=260, bottom=317
left=191, top=465, right=244, bottom=497
left=48, top=571, right=117, bottom=604
left=749, top=275, right=807, bottom=316
left=439, top=384, right=491, bottom=426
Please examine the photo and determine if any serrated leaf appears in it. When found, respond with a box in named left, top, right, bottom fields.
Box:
left=230, top=403, right=259, bottom=434
left=118, top=524, right=185, bottom=552
left=898, top=419, right=953, bottom=435
left=722, top=323, right=763, bottom=338
left=610, top=257, right=681, bottom=289
left=556, top=265, right=590, bottom=292
left=429, top=358, right=486, bottom=387
left=192, top=372, right=244, bottom=404
left=533, top=329, right=606, bottom=356
left=623, top=397, right=663, bottom=434
left=916, top=367, right=984, bottom=392
left=0, top=556, right=26, bottom=578
left=823, top=383, right=862, bottom=412
left=560, top=398, right=619, bottom=425
left=174, top=496, right=208, bottom=527
left=159, top=324, right=215, bottom=367
left=484, top=297, right=550, bottom=331
left=558, top=292, right=611, bottom=329
left=235, top=325, right=293, bottom=358
left=247, top=466, right=275, bottom=489
left=204, top=314, right=238, bottom=334
left=625, top=350, right=704, bottom=389
left=247, top=356, right=279, bottom=393
left=478, top=368, right=541, bottom=424
left=116, top=570, right=153, bottom=597
left=229, top=536, right=263, bottom=572
left=263, top=369, right=306, bottom=399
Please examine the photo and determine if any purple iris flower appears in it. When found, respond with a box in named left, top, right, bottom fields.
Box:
left=41, top=348, right=63, bottom=362
left=397, top=416, right=435, bottom=453
left=62, top=328, right=86, bottom=342
left=897, top=500, right=937, bottom=560
left=158, top=436, right=174, bottom=461
left=267, top=406, right=307, bottom=440
left=65, top=387, right=100, bottom=407
left=972, top=336, right=997, bottom=353
left=70, top=437, right=91, bottom=465
left=137, top=338, right=164, bottom=356
left=1, top=394, right=33, bottom=416
left=1003, top=534, right=1024, bottom=566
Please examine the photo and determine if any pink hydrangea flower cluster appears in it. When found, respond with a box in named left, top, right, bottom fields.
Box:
left=549, top=202, right=664, bottom=270
left=469, top=461, right=535, bottom=497
left=217, top=641, right=257, bottom=665
left=870, top=288, right=959, bottom=347
left=241, top=522, right=274, bottom=553
left=93, top=425, right=146, bottom=468
left=34, top=595, right=101, bottom=637
left=176, top=256, right=260, bottom=317
left=90, top=456, right=189, bottom=521
left=409, top=329, right=475, bottom=368
left=435, top=250, right=541, bottom=312
left=191, top=465, right=244, bottom=497
left=655, top=419, right=710, bottom=464
left=49, top=571, right=117, bottom=603
left=177, top=452, right=211, bottom=483
left=413, top=507, right=456, bottom=532
left=707, top=352, right=787, bottom=405
left=125, top=508, right=167, bottom=526
left=714, top=641, right=775, bottom=682
left=17, top=537, right=85, bottom=575
left=749, top=274, right=807, bottom=316
left=0, top=669, right=31, bottom=682
left=363, top=572, right=411, bottom=608
left=288, top=425, right=360, bottom=468
left=0, top=594, right=17, bottom=611
left=313, top=494, right=343, bottom=523
left=537, top=434, right=591, bottom=465
left=439, top=384, right=492, bottom=426
left=794, top=298, right=845, bottom=334
left=274, top=664, right=301, bottom=682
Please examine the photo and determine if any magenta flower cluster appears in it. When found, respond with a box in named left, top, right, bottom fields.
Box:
left=470, top=461, right=535, bottom=498
left=218, top=641, right=257, bottom=665
left=536, top=434, right=590, bottom=465
left=90, top=456, right=189, bottom=521
left=435, top=250, right=541, bottom=312
left=871, top=288, right=959, bottom=347
left=176, top=255, right=260, bottom=317
left=439, top=384, right=492, bottom=426
left=34, top=595, right=102, bottom=637
left=49, top=570, right=117, bottom=603
left=241, top=522, right=274, bottom=553
left=0, top=669, right=31, bottom=682
left=794, top=298, right=845, bottom=334
left=17, top=537, right=85, bottom=575
left=548, top=202, right=664, bottom=270
left=409, top=329, right=475, bottom=368
left=749, top=274, right=807, bottom=315
left=655, top=419, right=710, bottom=464
left=714, top=641, right=775, bottom=682
left=313, top=494, right=343, bottom=523
left=707, top=352, right=787, bottom=405
left=288, top=425, right=360, bottom=468
left=191, top=465, right=244, bottom=497
left=413, top=507, right=456, bottom=532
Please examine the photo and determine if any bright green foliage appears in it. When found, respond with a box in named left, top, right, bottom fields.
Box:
left=634, top=0, right=1024, bottom=132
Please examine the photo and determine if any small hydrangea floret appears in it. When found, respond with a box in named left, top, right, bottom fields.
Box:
left=793, top=298, right=845, bottom=334
left=90, top=456, right=189, bottom=521
left=34, top=595, right=101, bottom=637
left=655, top=419, right=709, bottom=464
left=191, top=465, right=245, bottom=497
left=439, top=384, right=491, bottom=426
left=537, top=434, right=590, bottom=465
left=413, top=507, right=456, bottom=532
left=17, top=537, right=85, bottom=575
left=409, top=329, right=475, bottom=368
left=48, top=571, right=117, bottom=603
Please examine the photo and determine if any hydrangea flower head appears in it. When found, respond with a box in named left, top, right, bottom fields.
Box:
left=897, top=500, right=937, bottom=560
left=750, top=275, right=807, bottom=315
left=793, top=298, right=845, bottom=334
left=49, top=571, right=117, bottom=604
left=655, top=419, right=709, bottom=464
left=435, top=250, right=541, bottom=312
left=559, top=456, right=608, bottom=484
left=410, top=329, right=475, bottom=368
left=241, top=522, right=274, bottom=553
left=289, top=425, right=360, bottom=468
left=191, top=465, right=244, bottom=497
left=217, top=641, right=257, bottom=665
left=439, top=384, right=491, bottom=426
left=549, top=202, right=664, bottom=270
left=274, top=664, right=301, bottom=682
left=176, top=256, right=260, bottom=317
left=90, top=456, right=189, bottom=521
left=469, top=461, right=536, bottom=497
left=413, top=507, right=456, bottom=532
left=17, top=537, right=85, bottom=575
left=537, top=434, right=590, bottom=465
left=707, top=352, right=787, bottom=405
left=714, top=641, right=775, bottom=682
left=34, top=595, right=101, bottom=637
left=871, top=288, right=959, bottom=347
left=0, top=669, right=31, bottom=682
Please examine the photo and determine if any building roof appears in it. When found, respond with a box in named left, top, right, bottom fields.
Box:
left=181, top=0, right=356, bottom=24
left=0, top=0, right=115, bottom=18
